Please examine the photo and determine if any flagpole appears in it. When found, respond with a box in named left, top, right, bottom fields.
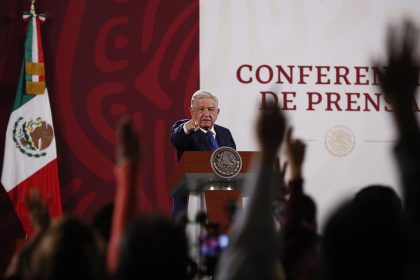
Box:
left=30, top=0, right=36, bottom=13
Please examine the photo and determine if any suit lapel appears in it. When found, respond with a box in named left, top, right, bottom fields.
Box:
left=214, top=125, right=224, bottom=147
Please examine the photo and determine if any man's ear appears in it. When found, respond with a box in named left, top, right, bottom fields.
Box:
left=190, top=107, right=194, bottom=117
left=217, top=108, right=220, bottom=114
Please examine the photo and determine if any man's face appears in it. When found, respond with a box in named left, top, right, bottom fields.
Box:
left=190, top=97, right=220, bottom=130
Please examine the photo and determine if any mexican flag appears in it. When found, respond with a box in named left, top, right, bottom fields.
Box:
left=1, top=8, right=62, bottom=236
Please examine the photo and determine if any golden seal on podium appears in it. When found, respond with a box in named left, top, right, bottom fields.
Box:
left=210, top=147, right=242, bottom=178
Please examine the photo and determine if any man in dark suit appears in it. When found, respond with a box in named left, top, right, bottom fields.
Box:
left=171, top=90, right=236, bottom=161
left=170, top=90, right=236, bottom=216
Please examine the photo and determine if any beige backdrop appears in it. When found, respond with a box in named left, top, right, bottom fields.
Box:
left=200, top=0, right=420, bottom=228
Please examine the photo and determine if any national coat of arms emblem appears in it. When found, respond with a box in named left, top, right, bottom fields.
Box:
left=12, top=117, right=54, bottom=158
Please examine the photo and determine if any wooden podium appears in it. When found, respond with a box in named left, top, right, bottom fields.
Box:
left=169, top=151, right=256, bottom=232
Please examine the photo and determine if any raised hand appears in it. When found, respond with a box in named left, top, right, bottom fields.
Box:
left=256, top=102, right=286, bottom=161
left=376, top=21, right=419, bottom=110
left=285, top=127, right=306, bottom=181
left=24, top=189, right=50, bottom=231
left=116, top=116, right=141, bottom=164
left=375, top=21, right=420, bottom=139
left=185, top=117, right=200, bottom=133
left=5, top=190, right=50, bottom=278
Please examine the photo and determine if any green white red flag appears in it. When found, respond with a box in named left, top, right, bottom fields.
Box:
left=1, top=7, right=62, bottom=236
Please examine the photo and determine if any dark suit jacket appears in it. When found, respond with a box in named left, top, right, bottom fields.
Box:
left=171, top=119, right=236, bottom=161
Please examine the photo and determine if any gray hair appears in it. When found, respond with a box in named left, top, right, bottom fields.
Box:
left=190, top=90, right=218, bottom=107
